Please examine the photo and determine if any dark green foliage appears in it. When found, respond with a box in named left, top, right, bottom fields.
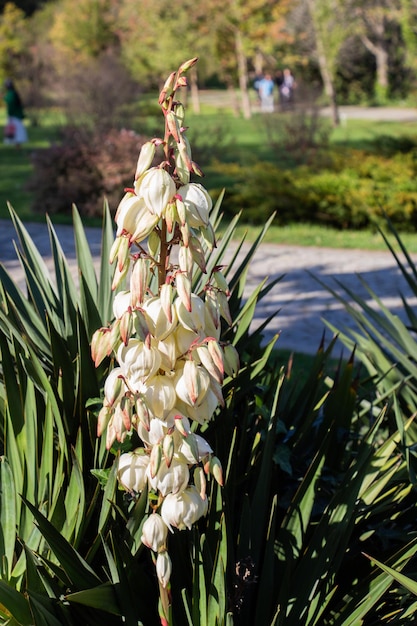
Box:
left=216, top=145, right=417, bottom=231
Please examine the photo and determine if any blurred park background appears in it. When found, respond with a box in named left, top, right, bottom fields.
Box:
left=3, top=0, right=417, bottom=247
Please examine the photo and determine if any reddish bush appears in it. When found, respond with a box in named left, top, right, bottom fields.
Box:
left=27, top=127, right=150, bottom=218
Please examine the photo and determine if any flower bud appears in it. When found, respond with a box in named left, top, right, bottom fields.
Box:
left=159, top=71, right=176, bottom=105
left=178, top=57, right=198, bottom=74
left=141, top=513, right=168, bottom=552
left=189, top=235, right=207, bottom=273
left=209, top=456, right=224, bottom=486
left=163, top=433, right=174, bottom=467
left=176, top=271, right=192, bottom=313
left=118, top=449, right=149, bottom=493
left=135, top=141, right=156, bottom=180
left=175, top=294, right=205, bottom=333
left=130, top=258, right=149, bottom=307
left=104, top=367, right=125, bottom=406
left=160, top=283, right=174, bottom=324
left=156, top=550, right=172, bottom=588
left=213, top=269, right=230, bottom=296
left=223, top=344, right=240, bottom=377
left=97, top=404, right=112, bottom=437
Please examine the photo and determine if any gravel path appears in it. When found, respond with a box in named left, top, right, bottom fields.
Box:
left=1, top=219, right=415, bottom=356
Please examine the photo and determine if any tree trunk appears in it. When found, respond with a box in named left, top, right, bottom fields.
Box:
left=234, top=28, right=252, bottom=119
left=306, top=0, right=340, bottom=126
left=360, top=34, right=389, bottom=101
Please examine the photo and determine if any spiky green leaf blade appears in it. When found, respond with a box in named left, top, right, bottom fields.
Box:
left=97, top=201, right=116, bottom=324
left=0, top=579, right=33, bottom=625
left=0, top=457, right=17, bottom=580
left=23, top=499, right=101, bottom=590
left=65, top=582, right=122, bottom=616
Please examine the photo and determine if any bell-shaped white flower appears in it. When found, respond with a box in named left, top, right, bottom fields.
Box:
left=142, top=375, right=176, bottom=418
left=115, top=193, right=159, bottom=242
left=175, top=294, right=206, bottom=333
left=175, top=360, right=211, bottom=406
left=147, top=456, right=189, bottom=497
left=136, top=167, right=176, bottom=218
left=118, top=449, right=149, bottom=493
left=178, top=433, right=213, bottom=464
left=177, top=183, right=212, bottom=228
left=141, top=513, right=168, bottom=552
left=161, top=486, right=208, bottom=531
left=118, top=339, right=161, bottom=385
left=113, top=291, right=131, bottom=319
left=143, top=297, right=178, bottom=340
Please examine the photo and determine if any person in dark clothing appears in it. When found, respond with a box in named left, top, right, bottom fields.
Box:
left=3, top=79, right=28, bottom=146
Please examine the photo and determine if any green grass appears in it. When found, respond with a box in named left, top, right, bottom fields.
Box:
left=3, top=98, right=417, bottom=252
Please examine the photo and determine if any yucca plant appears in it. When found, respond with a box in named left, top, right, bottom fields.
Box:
left=0, top=58, right=416, bottom=626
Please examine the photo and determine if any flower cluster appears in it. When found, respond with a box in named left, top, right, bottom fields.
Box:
left=91, top=58, right=239, bottom=597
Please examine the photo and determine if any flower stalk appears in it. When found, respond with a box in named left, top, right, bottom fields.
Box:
left=91, top=57, right=239, bottom=624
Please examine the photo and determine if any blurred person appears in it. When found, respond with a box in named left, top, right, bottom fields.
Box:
left=3, top=79, right=28, bottom=147
left=279, top=68, right=296, bottom=110
left=258, top=72, right=275, bottom=113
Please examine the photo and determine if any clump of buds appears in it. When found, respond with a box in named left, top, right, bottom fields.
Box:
left=91, top=58, right=239, bottom=620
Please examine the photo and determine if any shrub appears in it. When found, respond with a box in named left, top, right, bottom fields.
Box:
left=216, top=148, right=417, bottom=231
left=27, top=127, right=150, bottom=217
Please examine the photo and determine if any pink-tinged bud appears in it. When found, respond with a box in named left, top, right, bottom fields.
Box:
left=147, top=230, right=161, bottom=259
left=189, top=236, right=207, bottom=273
left=135, top=395, right=150, bottom=431
left=156, top=551, right=172, bottom=588
left=205, top=287, right=220, bottom=331
left=117, top=449, right=149, bottom=493
left=175, top=148, right=190, bottom=185
left=139, top=167, right=176, bottom=218
left=149, top=442, right=163, bottom=478
left=163, top=434, right=174, bottom=467
left=193, top=466, right=206, bottom=500
left=109, top=236, right=121, bottom=265
left=213, top=269, right=230, bottom=296
left=119, top=311, right=132, bottom=346
left=159, top=71, right=176, bottom=105
left=217, top=290, right=233, bottom=326
left=141, top=513, right=168, bottom=552
left=210, top=456, right=224, bottom=486
left=176, top=360, right=210, bottom=406
left=133, top=309, right=150, bottom=342
left=117, top=234, right=130, bottom=272
left=191, top=161, right=204, bottom=177
left=223, top=344, right=240, bottom=377
left=91, top=328, right=111, bottom=367
left=112, top=262, right=129, bottom=291
left=178, top=57, right=198, bottom=74
left=165, top=111, right=181, bottom=142
left=104, top=368, right=125, bottom=406
left=160, top=283, right=173, bottom=323
left=178, top=245, right=193, bottom=277
left=176, top=197, right=186, bottom=226
left=130, top=258, right=149, bottom=307
left=207, top=339, right=225, bottom=378
left=196, top=344, right=223, bottom=385
left=176, top=271, right=192, bottom=313
left=165, top=200, right=177, bottom=233
left=120, top=396, right=132, bottom=431
left=180, top=222, right=190, bottom=247
left=177, top=183, right=211, bottom=228
left=200, top=222, right=216, bottom=251
left=174, top=414, right=191, bottom=437
left=176, top=75, right=187, bottom=88
left=135, top=141, right=156, bottom=180
left=97, top=404, right=112, bottom=437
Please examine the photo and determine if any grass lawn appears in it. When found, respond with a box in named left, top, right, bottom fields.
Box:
left=3, top=96, right=417, bottom=252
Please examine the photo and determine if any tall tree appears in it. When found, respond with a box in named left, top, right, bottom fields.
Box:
left=0, top=2, right=26, bottom=80
left=304, top=0, right=351, bottom=125
left=352, top=0, right=401, bottom=102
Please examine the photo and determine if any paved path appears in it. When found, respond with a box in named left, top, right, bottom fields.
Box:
left=1, top=219, right=415, bottom=356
